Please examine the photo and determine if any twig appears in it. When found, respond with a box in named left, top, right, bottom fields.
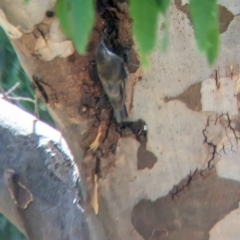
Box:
left=0, top=95, right=35, bottom=103
left=5, top=82, right=20, bottom=95
left=0, top=86, right=10, bottom=102
left=34, top=94, right=39, bottom=119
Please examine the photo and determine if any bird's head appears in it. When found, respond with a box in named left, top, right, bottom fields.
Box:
left=95, top=40, right=111, bottom=65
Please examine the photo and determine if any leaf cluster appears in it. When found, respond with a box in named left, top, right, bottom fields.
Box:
left=55, top=0, right=219, bottom=66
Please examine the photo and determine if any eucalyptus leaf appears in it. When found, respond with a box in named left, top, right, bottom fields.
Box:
left=56, top=0, right=73, bottom=38
left=71, top=0, right=95, bottom=54
left=155, top=0, right=171, bottom=14
left=129, top=0, right=159, bottom=66
left=189, top=0, right=219, bottom=65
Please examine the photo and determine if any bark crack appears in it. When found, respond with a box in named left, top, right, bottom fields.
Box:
left=170, top=169, right=198, bottom=200
left=33, top=75, right=49, bottom=103
left=202, top=116, right=217, bottom=170
left=170, top=112, right=240, bottom=200
left=214, top=69, right=220, bottom=89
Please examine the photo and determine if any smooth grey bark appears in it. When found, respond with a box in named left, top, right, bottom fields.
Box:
left=0, top=98, right=89, bottom=240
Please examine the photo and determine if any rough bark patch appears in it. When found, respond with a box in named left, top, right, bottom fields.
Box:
left=131, top=168, right=240, bottom=240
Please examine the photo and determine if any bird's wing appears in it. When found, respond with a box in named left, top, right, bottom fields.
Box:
left=120, top=76, right=126, bottom=109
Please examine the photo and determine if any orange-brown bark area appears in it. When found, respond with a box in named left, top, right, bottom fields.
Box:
left=10, top=0, right=148, bottom=211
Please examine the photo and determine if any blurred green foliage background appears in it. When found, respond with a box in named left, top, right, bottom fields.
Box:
left=0, top=27, right=54, bottom=240
left=0, top=216, right=26, bottom=240
left=0, top=27, right=54, bottom=127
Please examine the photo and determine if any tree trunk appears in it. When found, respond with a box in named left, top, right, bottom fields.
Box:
left=1, top=0, right=240, bottom=239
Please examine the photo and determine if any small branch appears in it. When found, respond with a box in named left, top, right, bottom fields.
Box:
left=34, top=93, right=39, bottom=119
left=0, top=95, right=35, bottom=103
left=5, top=82, right=20, bottom=95
left=0, top=85, right=10, bottom=102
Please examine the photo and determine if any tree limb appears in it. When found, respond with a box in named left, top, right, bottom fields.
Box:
left=0, top=99, right=90, bottom=240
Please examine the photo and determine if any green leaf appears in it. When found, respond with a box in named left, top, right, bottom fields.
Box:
left=56, top=0, right=73, bottom=38
left=155, top=0, right=171, bottom=14
left=206, top=25, right=219, bottom=65
left=71, top=0, right=95, bottom=54
left=160, top=22, right=169, bottom=53
left=56, top=0, right=95, bottom=54
left=189, top=0, right=219, bottom=65
left=129, top=0, right=159, bottom=67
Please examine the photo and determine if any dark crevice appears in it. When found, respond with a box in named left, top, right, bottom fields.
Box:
left=82, top=0, right=143, bottom=161
left=33, top=76, right=49, bottom=103
left=46, top=11, right=54, bottom=18
left=79, top=0, right=144, bottom=211
left=170, top=114, right=223, bottom=200
left=225, top=113, right=239, bottom=142
left=170, top=169, right=198, bottom=200
left=214, top=69, right=220, bottom=89
left=202, top=116, right=217, bottom=171
left=95, top=157, right=101, bottom=178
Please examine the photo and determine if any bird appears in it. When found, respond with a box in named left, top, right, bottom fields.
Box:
left=95, top=40, right=128, bottom=123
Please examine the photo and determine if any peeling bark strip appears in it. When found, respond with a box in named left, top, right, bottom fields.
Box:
left=82, top=119, right=147, bottom=213
left=131, top=168, right=240, bottom=240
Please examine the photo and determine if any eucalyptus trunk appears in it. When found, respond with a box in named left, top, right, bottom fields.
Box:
left=0, top=0, right=240, bottom=239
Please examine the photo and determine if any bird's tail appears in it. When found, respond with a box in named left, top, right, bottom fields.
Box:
left=114, top=105, right=128, bottom=123
left=120, top=104, right=128, bottom=121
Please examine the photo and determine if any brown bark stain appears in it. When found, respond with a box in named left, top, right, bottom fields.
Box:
left=137, top=143, right=157, bottom=170
left=218, top=6, right=236, bottom=33
left=164, top=82, right=202, bottom=112
left=131, top=168, right=240, bottom=240
left=175, top=0, right=236, bottom=34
